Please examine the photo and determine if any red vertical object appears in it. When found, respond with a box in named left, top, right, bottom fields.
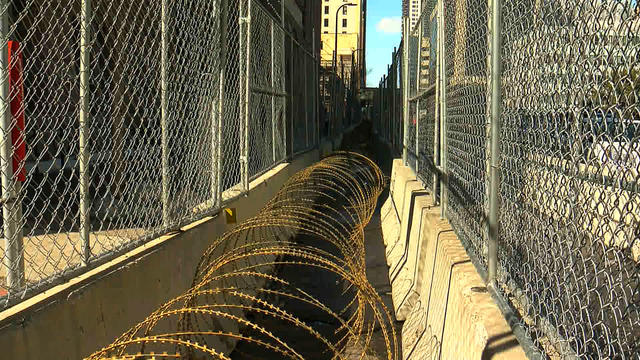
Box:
left=8, top=40, right=26, bottom=182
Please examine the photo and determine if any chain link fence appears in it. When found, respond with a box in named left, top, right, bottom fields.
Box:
left=0, top=0, right=319, bottom=311
left=374, top=46, right=404, bottom=156
left=319, top=56, right=362, bottom=141
left=374, top=0, right=640, bottom=358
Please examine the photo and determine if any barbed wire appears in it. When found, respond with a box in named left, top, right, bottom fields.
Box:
left=86, top=152, right=398, bottom=360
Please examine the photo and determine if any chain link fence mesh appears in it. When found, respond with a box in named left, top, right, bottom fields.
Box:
left=374, top=0, right=640, bottom=358
left=407, top=30, right=419, bottom=170
left=0, top=0, right=319, bottom=311
left=416, top=1, right=438, bottom=192
left=374, top=45, right=404, bottom=156
left=443, top=0, right=489, bottom=269
left=499, top=1, right=640, bottom=357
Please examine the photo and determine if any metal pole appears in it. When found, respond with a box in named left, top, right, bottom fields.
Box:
left=402, top=20, right=409, bottom=160
left=1, top=0, right=24, bottom=289
left=281, top=18, right=287, bottom=157
left=214, top=0, right=228, bottom=206
left=488, top=0, right=503, bottom=285
left=415, top=20, right=422, bottom=174
left=313, top=27, right=320, bottom=147
left=341, top=61, right=345, bottom=133
left=390, top=54, right=395, bottom=150
left=402, top=17, right=409, bottom=161
left=333, top=6, right=340, bottom=79
left=160, top=0, right=171, bottom=225
left=241, top=0, right=252, bottom=190
left=271, top=19, right=276, bottom=162
left=332, top=3, right=355, bottom=138
left=289, top=37, right=294, bottom=155
left=303, top=54, right=309, bottom=148
left=438, top=0, right=447, bottom=219
left=433, top=15, right=440, bottom=202
left=381, top=78, right=384, bottom=135
left=79, top=0, right=91, bottom=265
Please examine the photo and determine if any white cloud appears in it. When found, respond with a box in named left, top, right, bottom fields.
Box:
left=376, top=17, right=402, bottom=34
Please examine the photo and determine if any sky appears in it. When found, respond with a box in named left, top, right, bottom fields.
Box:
left=365, top=0, right=402, bottom=88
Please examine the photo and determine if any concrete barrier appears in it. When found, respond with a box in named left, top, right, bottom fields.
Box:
left=385, top=164, right=417, bottom=267
left=0, top=150, right=319, bottom=360
left=380, top=159, right=404, bottom=248
left=383, top=160, right=526, bottom=359
left=390, top=195, right=439, bottom=321
left=385, top=180, right=423, bottom=273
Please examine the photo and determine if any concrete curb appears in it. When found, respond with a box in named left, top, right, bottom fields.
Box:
left=383, top=160, right=526, bottom=359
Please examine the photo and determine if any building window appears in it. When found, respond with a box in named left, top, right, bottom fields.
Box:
left=343, top=7, right=347, bottom=15
left=342, top=19, right=347, bottom=27
left=324, top=6, right=329, bottom=14
left=323, top=31, right=328, bottom=34
left=324, top=19, right=329, bottom=27
left=342, top=31, right=347, bottom=34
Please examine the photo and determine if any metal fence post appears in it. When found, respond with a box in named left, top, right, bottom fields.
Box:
left=213, top=0, right=228, bottom=206
left=433, top=12, right=440, bottom=202
left=312, top=56, right=324, bottom=148
left=271, top=19, right=276, bottom=162
left=389, top=67, right=393, bottom=146
left=380, top=76, right=385, bottom=139
left=487, top=0, right=503, bottom=285
left=0, top=1, right=24, bottom=289
left=79, top=0, right=91, bottom=265
left=415, top=20, right=423, bottom=174
left=281, top=24, right=288, bottom=156
left=304, top=53, right=309, bottom=148
left=438, top=0, right=448, bottom=219
left=402, top=17, right=409, bottom=164
left=383, top=74, right=388, bottom=142
left=340, top=61, right=345, bottom=133
left=289, top=37, right=294, bottom=156
left=313, top=28, right=320, bottom=148
left=160, top=0, right=171, bottom=225
left=241, top=0, right=252, bottom=190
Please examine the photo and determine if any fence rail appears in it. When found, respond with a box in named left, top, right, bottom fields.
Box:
left=0, top=0, right=321, bottom=311
left=374, top=0, right=640, bottom=358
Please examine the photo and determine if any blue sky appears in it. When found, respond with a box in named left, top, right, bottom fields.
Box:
left=365, top=0, right=402, bottom=88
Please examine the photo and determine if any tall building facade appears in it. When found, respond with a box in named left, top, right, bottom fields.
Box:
left=319, top=0, right=367, bottom=88
left=403, top=0, right=421, bottom=33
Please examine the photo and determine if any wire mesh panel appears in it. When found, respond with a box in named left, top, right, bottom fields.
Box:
left=407, top=31, right=419, bottom=168
left=305, top=53, right=317, bottom=150
left=395, top=52, right=404, bottom=153
left=1, top=0, right=84, bottom=292
left=221, top=0, right=245, bottom=192
left=292, top=43, right=307, bottom=154
left=443, top=0, right=488, bottom=267
left=499, top=1, right=640, bottom=357
left=166, top=0, right=222, bottom=224
left=416, top=1, right=438, bottom=190
left=0, top=0, right=319, bottom=311
left=273, top=26, right=287, bottom=163
left=248, top=2, right=275, bottom=178
left=372, top=1, right=640, bottom=357
left=418, top=94, right=436, bottom=190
